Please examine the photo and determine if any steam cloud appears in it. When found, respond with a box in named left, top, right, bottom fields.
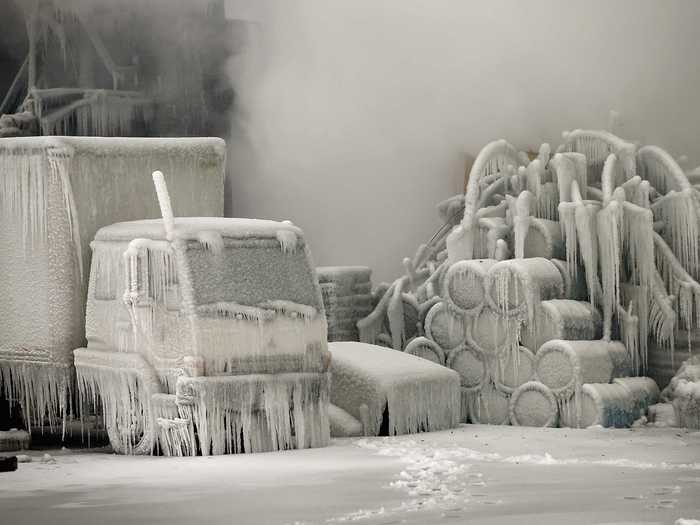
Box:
left=226, top=0, right=700, bottom=282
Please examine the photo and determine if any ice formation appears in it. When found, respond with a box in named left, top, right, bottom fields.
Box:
left=0, top=137, right=225, bottom=431
left=358, top=124, right=700, bottom=429
left=509, top=381, right=558, bottom=427
left=329, top=342, right=460, bottom=436
left=654, top=356, right=700, bottom=429
left=74, top=172, right=332, bottom=455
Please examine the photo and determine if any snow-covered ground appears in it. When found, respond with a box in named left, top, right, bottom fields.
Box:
left=2, top=424, right=699, bottom=525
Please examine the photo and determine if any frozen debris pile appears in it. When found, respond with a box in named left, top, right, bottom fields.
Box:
left=0, top=138, right=225, bottom=432
left=649, top=356, right=700, bottom=429
left=329, top=342, right=460, bottom=436
left=359, top=123, right=700, bottom=429
left=73, top=172, right=331, bottom=455
left=317, top=266, right=374, bottom=342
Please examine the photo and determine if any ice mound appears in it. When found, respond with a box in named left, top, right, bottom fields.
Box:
left=329, top=341, right=460, bottom=436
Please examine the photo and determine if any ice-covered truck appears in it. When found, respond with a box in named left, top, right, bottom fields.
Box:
left=73, top=172, right=331, bottom=455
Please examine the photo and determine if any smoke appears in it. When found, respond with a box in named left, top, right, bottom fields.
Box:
left=226, top=0, right=700, bottom=283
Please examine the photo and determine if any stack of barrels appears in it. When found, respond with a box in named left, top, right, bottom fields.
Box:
left=412, top=256, right=660, bottom=428
left=316, top=266, right=374, bottom=342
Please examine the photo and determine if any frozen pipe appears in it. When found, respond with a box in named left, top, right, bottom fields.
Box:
left=550, top=153, right=576, bottom=202
left=358, top=281, right=396, bottom=345
left=467, top=384, right=510, bottom=425
left=654, top=232, right=700, bottom=294
left=534, top=340, right=632, bottom=399
left=525, top=159, right=542, bottom=196
left=513, top=191, right=533, bottom=258
left=484, top=257, right=564, bottom=323
left=446, top=344, right=488, bottom=392
left=522, top=218, right=566, bottom=259
left=651, top=189, right=700, bottom=280
left=465, top=306, right=520, bottom=357
left=538, top=143, right=551, bottom=166
left=637, top=145, right=692, bottom=194
left=600, top=154, right=618, bottom=206
left=152, top=170, right=175, bottom=241
left=478, top=217, right=510, bottom=259
left=424, top=301, right=467, bottom=350
left=442, top=259, right=496, bottom=315
left=455, top=139, right=521, bottom=261
left=561, top=152, right=588, bottom=200
left=560, top=129, right=636, bottom=182
left=521, top=299, right=602, bottom=356
left=476, top=200, right=509, bottom=219
left=559, top=383, right=639, bottom=428
left=404, top=336, right=445, bottom=365
left=509, top=381, right=558, bottom=427
left=495, top=345, right=535, bottom=395
left=494, top=239, right=510, bottom=260
left=612, top=377, right=660, bottom=419
left=549, top=259, right=588, bottom=300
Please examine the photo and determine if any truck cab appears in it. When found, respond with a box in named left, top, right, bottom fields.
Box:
left=74, top=175, right=330, bottom=455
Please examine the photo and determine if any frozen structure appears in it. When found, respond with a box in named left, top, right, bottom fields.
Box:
left=0, top=137, right=225, bottom=432
left=649, top=356, right=700, bottom=429
left=359, top=124, right=700, bottom=429
left=328, top=342, right=460, bottom=436
left=1, top=0, right=235, bottom=138
left=316, top=266, right=374, bottom=342
left=73, top=172, right=331, bottom=455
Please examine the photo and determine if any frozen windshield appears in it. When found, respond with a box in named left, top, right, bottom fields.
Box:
left=184, top=239, right=321, bottom=310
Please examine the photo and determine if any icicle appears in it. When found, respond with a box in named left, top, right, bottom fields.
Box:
left=0, top=143, right=49, bottom=251
left=177, top=373, right=330, bottom=456
left=387, top=276, right=407, bottom=350
left=653, top=189, right=700, bottom=280
left=47, top=147, right=83, bottom=288
left=618, top=303, right=641, bottom=374
left=0, top=363, right=72, bottom=436
left=622, top=201, right=655, bottom=291
left=558, top=202, right=578, bottom=277
left=597, top=201, right=621, bottom=339
left=512, top=191, right=533, bottom=259
left=75, top=360, right=156, bottom=455
left=276, top=229, right=298, bottom=254
left=196, top=230, right=224, bottom=255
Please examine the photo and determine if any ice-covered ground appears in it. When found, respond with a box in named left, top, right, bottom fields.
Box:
left=1, top=424, right=699, bottom=525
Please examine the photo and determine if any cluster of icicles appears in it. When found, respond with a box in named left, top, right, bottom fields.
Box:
left=359, top=127, right=700, bottom=428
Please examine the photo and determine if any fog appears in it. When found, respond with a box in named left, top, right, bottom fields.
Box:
left=225, top=0, right=700, bottom=282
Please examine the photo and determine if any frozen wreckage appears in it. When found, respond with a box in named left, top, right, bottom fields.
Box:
left=358, top=126, right=700, bottom=430
left=74, top=172, right=332, bottom=455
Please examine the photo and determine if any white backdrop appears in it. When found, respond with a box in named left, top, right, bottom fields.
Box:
left=225, top=0, right=700, bottom=282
